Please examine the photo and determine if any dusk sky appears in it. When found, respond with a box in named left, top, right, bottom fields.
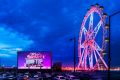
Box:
left=0, top=0, right=120, bottom=67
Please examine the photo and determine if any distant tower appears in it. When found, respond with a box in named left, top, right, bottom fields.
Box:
left=78, top=4, right=109, bottom=70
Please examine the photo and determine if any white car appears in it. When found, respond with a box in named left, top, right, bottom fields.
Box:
left=66, top=75, right=80, bottom=80
left=34, top=74, right=39, bottom=78
left=45, top=73, right=51, bottom=78
left=55, top=75, right=66, bottom=80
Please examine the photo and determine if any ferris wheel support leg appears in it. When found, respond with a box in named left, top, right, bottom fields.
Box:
left=84, top=55, right=86, bottom=70
left=81, top=54, right=85, bottom=70
left=84, top=50, right=88, bottom=70
left=81, top=50, right=85, bottom=70
left=79, top=48, right=85, bottom=67
left=89, top=54, right=92, bottom=69
left=91, top=53, right=93, bottom=69
left=89, top=55, right=91, bottom=69
left=96, top=50, right=108, bottom=69
left=94, top=50, right=100, bottom=70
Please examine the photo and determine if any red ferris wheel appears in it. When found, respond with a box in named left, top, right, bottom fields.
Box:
left=78, top=4, right=109, bottom=70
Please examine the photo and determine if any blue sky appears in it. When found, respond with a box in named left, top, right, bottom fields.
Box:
left=0, top=0, right=120, bottom=67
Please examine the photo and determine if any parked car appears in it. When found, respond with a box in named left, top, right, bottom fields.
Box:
left=66, top=74, right=80, bottom=80
left=54, top=75, right=66, bottom=80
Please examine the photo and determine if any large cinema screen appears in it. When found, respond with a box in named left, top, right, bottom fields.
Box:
left=18, top=51, right=51, bottom=69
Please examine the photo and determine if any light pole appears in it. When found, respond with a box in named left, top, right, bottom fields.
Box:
left=108, top=10, right=120, bottom=80
left=70, top=36, right=76, bottom=72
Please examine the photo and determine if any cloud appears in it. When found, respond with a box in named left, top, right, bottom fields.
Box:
left=0, top=24, right=34, bottom=57
left=0, top=53, right=10, bottom=57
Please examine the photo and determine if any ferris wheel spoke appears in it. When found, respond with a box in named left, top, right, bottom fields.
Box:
left=82, top=27, right=87, bottom=35
left=93, top=20, right=102, bottom=38
left=80, top=41, right=86, bottom=48
left=89, top=13, right=94, bottom=31
left=94, top=41, right=102, bottom=51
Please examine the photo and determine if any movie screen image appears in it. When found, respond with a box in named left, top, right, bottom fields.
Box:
left=18, top=51, right=51, bottom=69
